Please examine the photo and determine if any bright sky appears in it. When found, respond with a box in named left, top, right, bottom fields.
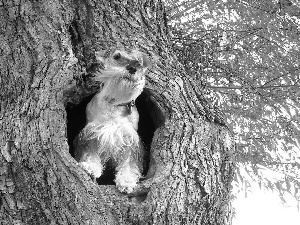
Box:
left=232, top=187, right=300, bottom=225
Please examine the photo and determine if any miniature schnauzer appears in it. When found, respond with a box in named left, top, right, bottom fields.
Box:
left=74, top=49, right=150, bottom=193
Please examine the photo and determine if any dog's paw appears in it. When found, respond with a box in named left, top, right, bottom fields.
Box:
left=115, top=178, right=138, bottom=193
left=115, top=166, right=141, bottom=193
left=79, top=161, right=103, bottom=178
left=115, top=179, right=137, bottom=194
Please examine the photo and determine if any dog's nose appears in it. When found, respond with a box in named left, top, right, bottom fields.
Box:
left=126, top=65, right=137, bottom=74
left=126, top=60, right=140, bottom=74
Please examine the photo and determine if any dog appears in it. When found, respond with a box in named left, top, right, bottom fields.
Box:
left=73, top=49, right=151, bottom=193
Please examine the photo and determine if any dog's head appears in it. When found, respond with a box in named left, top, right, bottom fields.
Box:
left=94, top=49, right=151, bottom=83
left=93, top=49, right=151, bottom=105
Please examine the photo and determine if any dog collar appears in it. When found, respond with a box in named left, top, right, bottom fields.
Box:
left=117, top=100, right=135, bottom=114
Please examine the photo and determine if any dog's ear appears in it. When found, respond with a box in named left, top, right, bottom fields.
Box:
left=142, top=53, right=152, bottom=69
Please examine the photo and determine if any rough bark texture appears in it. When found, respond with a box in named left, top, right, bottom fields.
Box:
left=0, top=0, right=235, bottom=225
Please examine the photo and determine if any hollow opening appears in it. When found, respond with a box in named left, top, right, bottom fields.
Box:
left=66, top=90, right=164, bottom=186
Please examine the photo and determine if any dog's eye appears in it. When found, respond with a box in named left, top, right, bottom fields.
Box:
left=113, top=53, right=121, bottom=60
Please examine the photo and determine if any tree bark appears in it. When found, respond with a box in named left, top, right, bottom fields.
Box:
left=0, top=0, right=235, bottom=224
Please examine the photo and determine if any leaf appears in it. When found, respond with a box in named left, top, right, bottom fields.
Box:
left=168, top=0, right=300, bottom=203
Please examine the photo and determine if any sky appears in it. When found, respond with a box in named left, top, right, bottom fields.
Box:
left=232, top=186, right=300, bottom=225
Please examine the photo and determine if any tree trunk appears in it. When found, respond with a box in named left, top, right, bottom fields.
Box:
left=0, top=0, right=235, bottom=224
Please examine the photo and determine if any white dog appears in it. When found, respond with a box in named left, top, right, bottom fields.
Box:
left=74, top=49, right=150, bottom=193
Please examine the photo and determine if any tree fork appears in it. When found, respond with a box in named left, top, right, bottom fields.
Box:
left=0, top=0, right=235, bottom=224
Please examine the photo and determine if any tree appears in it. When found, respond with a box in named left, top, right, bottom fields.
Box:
left=167, top=0, right=300, bottom=205
left=0, top=0, right=235, bottom=224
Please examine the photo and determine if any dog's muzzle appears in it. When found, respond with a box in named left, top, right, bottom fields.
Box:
left=126, top=60, right=140, bottom=74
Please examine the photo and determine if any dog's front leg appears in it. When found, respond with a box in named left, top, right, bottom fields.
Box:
left=74, top=136, right=104, bottom=179
left=115, top=156, right=142, bottom=193
left=79, top=151, right=103, bottom=179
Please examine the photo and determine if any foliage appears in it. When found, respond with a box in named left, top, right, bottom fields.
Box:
left=165, top=0, right=300, bottom=205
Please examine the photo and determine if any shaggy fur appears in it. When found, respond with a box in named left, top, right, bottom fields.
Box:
left=74, top=49, right=150, bottom=193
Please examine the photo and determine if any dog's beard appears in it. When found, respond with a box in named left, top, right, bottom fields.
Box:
left=100, top=72, right=145, bottom=105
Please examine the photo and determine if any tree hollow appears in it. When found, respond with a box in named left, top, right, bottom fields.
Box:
left=66, top=89, right=164, bottom=185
